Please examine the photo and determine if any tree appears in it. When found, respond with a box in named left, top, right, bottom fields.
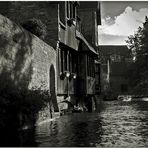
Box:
left=126, top=26, right=143, bottom=61
left=126, top=16, right=148, bottom=94
left=22, top=18, right=47, bottom=40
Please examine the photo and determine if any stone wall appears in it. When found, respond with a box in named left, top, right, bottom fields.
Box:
left=0, top=14, right=57, bottom=126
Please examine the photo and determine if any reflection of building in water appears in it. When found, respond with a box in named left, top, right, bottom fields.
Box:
left=99, top=45, right=132, bottom=99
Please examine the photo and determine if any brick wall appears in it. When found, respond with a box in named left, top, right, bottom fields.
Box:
left=0, top=14, right=56, bottom=92
left=0, top=14, right=57, bottom=125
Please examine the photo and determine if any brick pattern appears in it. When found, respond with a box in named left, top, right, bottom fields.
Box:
left=0, top=14, right=57, bottom=123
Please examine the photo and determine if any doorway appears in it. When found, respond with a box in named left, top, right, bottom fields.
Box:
left=50, top=65, right=59, bottom=112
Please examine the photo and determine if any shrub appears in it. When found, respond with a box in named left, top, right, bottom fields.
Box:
left=0, top=86, right=49, bottom=130
left=22, top=18, right=47, bottom=39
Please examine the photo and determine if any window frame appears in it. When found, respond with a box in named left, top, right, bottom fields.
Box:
left=87, top=54, right=95, bottom=77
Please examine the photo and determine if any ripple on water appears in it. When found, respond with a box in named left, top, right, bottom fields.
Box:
left=34, top=101, right=148, bottom=147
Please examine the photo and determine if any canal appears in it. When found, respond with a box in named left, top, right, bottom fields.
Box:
left=2, top=100, right=148, bottom=147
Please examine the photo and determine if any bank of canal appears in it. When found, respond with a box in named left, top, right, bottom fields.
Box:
left=1, top=100, right=148, bottom=147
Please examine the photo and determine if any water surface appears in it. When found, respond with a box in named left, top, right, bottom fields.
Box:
left=35, top=101, right=148, bottom=147
left=2, top=101, right=148, bottom=147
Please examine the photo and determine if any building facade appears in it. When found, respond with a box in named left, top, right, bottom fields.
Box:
left=57, top=1, right=101, bottom=111
left=99, top=45, right=132, bottom=100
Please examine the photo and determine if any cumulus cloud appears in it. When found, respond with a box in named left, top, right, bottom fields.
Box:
left=98, top=34, right=127, bottom=45
left=99, top=6, right=148, bottom=36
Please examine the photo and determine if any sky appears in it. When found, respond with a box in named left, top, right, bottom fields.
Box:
left=98, top=1, right=148, bottom=45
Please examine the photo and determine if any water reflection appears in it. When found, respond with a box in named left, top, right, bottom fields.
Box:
left=96, top=101, right=148, bottom=147
left=35, top=113, right=103, bottom=147
left=1, top=101, right=148, bottom=147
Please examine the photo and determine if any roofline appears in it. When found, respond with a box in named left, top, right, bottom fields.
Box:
left=76, top=30, right=98, bottom=56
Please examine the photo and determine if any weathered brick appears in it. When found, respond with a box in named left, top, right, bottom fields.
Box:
left=0, top=14, right=57, bottom=124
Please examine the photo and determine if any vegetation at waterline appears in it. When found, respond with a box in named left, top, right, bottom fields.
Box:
left=126, top=16, right=148, bottom=94
left=0, top=86, right=49, bottom=130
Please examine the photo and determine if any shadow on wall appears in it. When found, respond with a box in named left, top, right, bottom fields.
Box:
left=0, top=16, right=49, bottom=144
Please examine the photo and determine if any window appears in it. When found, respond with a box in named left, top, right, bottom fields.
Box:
left=110, top=54, right=121, bottom=62
left=59, top=47, right=77, bottom=75
left=66, top=2, right=69, bottom=18
left=73, top=5, right=76, bottom=18
left=59, top=2, right=66, bottom=25
left=60, top=48, right=64, bottom=73
left=69, top=52, right=72, bottom=72
left=60, top=48, right=68, bottom=73
left=64, top=50, right=68, bottom=71
left=66, top=2, right=76, bottom=19
left=72, top=53, right=77, bottom=73
left=70, top=2, right=73, bottom=18
left=69, top=51, right=77, bottom=73
left=87, top=55, right=95, bottom=77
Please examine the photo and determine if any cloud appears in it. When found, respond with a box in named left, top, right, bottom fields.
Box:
left=98, top=34, right=127, bottom=45
left=99, top=6, right=148, bottom=36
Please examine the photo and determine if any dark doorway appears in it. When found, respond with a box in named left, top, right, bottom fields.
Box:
left=50, top=65, right=59, bottom=112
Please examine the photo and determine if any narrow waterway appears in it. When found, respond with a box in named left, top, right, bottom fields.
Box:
left=2, top=100, right=148, bottom=147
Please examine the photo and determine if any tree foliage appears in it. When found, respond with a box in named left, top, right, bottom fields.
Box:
left=126, top=16, right=148, bottom=94
left=22, top=18, right=47, bottom=39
